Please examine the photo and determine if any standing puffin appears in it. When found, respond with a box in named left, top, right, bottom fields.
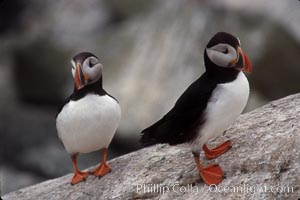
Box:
left=140, top=32, right=252, bottom=185
left=56, top=52, right=121, bottom=185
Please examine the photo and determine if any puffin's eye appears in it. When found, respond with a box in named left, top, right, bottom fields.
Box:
left=89, top=60, right=93, bottom=68
left=88, top=57, right=99, bottom=68
left=222, top=48, right=229, bottom=54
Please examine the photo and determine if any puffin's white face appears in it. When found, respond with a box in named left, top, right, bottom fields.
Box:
left=205, top=32, right=252, bottom=73
left=206, top=43, right=238, bottom=68
left=71, top=56, right=103, bottom=90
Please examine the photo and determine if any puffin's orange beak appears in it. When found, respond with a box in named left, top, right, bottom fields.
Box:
left=75, top=63, right=85, bottom=90
left=238, top=47, right=252, bottom=73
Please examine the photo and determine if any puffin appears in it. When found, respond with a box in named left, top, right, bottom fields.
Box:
left=56, top=52, right=121, bottom=185
left=140, top=32, right=252, bottom=185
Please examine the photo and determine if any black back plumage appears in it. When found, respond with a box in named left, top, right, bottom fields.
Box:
left=140, top=73, right=215, bottom=146
left=140, top=70, right=238, bottom=146
left=140, top=32, right=241, bottom=146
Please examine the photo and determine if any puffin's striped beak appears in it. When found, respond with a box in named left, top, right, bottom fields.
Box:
left=239, top=47, right=252, bottom=73
left=236, top=47, right=252, bottom=73
left=75, top=63, right=85, bottom=90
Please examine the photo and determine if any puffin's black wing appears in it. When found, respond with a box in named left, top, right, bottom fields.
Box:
left=140, top=73, right=217, bottom=146
left=56, top=95, right=72, bottom=118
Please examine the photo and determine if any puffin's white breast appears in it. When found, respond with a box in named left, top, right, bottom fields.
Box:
left=191, top=72, right=249, bottom=153
left=56, top=94, right=121, bottom=154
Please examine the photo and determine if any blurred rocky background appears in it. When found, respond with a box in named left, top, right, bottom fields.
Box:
left=1, top=0, right=300, bottom=195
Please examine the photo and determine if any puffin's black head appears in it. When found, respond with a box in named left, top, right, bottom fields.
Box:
left=204, top=32, right=252, bottom=73
left=71, top=52, right=103, bottom=90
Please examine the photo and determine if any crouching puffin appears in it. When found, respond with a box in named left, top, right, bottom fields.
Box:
left=140, top=32, right=252, bottom=185
left=56, top=52, right=121, bottom=185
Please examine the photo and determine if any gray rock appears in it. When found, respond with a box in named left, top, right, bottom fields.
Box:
left=0, top=165, right=43, bottom=195
left=3, top=93, right=300, bottom=200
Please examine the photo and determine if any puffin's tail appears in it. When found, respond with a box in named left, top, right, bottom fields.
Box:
left=140, top=118, right=166, bottom=147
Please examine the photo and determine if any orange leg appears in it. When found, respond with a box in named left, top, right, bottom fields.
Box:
left=202, top=140, right=232, bottom=160
left=70, top=154, right=89, bottom=185
left=193, top=154, right=224, bottom=185
left=92, top=148, right=111, bottom=177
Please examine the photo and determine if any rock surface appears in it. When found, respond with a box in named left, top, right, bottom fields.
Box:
left=3, top=94, right=300, bottom=200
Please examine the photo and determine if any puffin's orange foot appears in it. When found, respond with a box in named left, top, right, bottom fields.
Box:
left=199, top=164, right=224, bottom=185
left=71, top=171, right=89, bottom=185
left=78, top=170, right=90, bottom=177
left=93, top=163, right=111, bottom=177
left=203, top=140, right=232, bottom=160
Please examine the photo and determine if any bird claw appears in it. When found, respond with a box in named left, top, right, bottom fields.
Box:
left=203, top=140, right=232, bottom=160
left=93, top=163, right=111, bottom=177
left=199, top=164, right=224, bottom=185
left=70, top=172, right=89, bottom=185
